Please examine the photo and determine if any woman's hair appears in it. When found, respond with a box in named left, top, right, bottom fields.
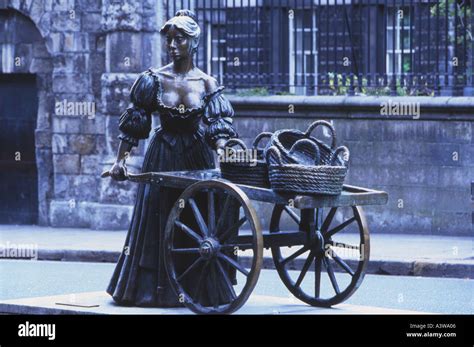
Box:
left=160, top=10, right=201, bottom=51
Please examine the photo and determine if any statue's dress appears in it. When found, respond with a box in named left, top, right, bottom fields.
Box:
left=106, top=68, right=238, bottom=307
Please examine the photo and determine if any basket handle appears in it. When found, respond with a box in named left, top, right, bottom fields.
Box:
left=304, top=120, right=337, bottom=150
left=252, top=132, right=273, bottom=149
left=265, top=146, right=282, bottom=165
left=223, top=138, right=248, bottom=151
left=331, top=146, right=350, bottom=166
left=289, top=138, right=321, bottom=165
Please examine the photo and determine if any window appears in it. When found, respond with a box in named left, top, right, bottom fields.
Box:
left=289, top=9, right=318, bottom=94
left=386, top=6, right=413, bottom=75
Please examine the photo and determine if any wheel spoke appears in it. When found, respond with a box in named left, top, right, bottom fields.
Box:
left=215, top=194, right=233, bottom=235
left=325, top=217, right=356, bottom=238
left=218, top=216, right=247, bottom=242
left=315, top=208, right=320, bottom=231
left=314, top=255, right=322, bottom=298
left=283, top=205, right=301, bottom=225
left=280, top=246, right=309, bottom=266
left=171, top=247, right=200, bottom=254
left=188, top=198, right=209, bottom=237
left=216, top=259, right=237, bottom=300
left=210, top=262, right=220, bottom=308
left=321, top=207, right=337, bottom=234
left=295, top=251, right=314, bottom=288
left=174, top=221, right=203, bottom=244
left=323, top=257, right=340, bottom=295
left=177, top=257, right=204, bottom=282
left=331, top=250, right=355, bottom=276
left=194, top=261, right=209, bottom=303
left=218, top=252, right=249, bottom=276
left=208, top=190, right=216, bottom=236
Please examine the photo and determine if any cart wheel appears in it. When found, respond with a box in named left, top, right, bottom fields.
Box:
left=164, top=180, right=263, bottom=314
left=270, top=204, right=369, bottom=307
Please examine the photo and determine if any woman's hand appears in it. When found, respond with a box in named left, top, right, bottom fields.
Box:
left=108, top=162, right=128, bottom=181
left=216, top=138, right=227, bottom=157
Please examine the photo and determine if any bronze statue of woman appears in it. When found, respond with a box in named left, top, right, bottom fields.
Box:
left=105, top=10, right=238, bottom=307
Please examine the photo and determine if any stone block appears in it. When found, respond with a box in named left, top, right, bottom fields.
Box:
left=51, top=11, right=81, bottom=32
left=81, top=154, right=106, bottom=175
left=437, top=122, right=472, bottom=144
left=432, top=212, right=472, bottom=236
left=99, top=176, right=138, bottom=205
left=35, top=129, right=52, bottom=148
left=101, top=73, right=136, bottom=115
left=30, top=57, right=53, bottom=73
left=102, top=0, right=141, bottom=32
left=52, top=73, right=91, bottom=94
left=82, top=13, right=103, bottom=32
left=53, top=174, right=99, bottom=201
left=69, top=134, right=99, bottom=154
left=438, top=167, right=472, bottom=189
left=52, top=0, right=76, bottom=12
left=435, top=190, right=471, bottom=213
left=52, top=116, right=82, bottom=134
left=350, top=164, right=440, bottom=187
left=53, top=53, right=89, bottom=74
left=49, top=200, right=90, bottom=228
left=45, top=32, right=63, bottom=54
left=52, top=133, right=99, bottom=154
left=53, top=154, right=80, bottom=174
left=89, top=202, right=133, bottom=230
left=105, top=32, right=143, bottom=73
left=63, top=32, right=90, bottom=52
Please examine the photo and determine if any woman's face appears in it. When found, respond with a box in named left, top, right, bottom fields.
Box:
left=166, top=26, right=193, bottom=61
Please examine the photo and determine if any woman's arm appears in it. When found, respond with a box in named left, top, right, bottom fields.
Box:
left=115, top=140, right=133, bottom=164
left=104, top=70, right=157, bottom=181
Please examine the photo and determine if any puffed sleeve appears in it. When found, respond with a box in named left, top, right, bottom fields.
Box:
left=117, top=69, right=158, bottom=147
left=202, top=90, right=238, bottom=149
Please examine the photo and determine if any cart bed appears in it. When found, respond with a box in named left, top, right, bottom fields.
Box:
left=129, top=169, right=388, bottom=209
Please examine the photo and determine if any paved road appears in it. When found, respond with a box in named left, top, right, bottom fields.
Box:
left=0, top=259, right=472, bottom=314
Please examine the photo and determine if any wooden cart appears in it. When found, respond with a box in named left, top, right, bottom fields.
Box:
left=127, top=169, right=388, bottom=314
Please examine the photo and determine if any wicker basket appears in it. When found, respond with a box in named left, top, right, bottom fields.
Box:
left=220, top=132, right=272, bottom=187
left=266, top=139, right=350, bottom=195
left=267, top=120, right=344, bottom=167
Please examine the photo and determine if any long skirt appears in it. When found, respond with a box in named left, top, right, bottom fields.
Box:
left=106, top=126, right=236, bottom=307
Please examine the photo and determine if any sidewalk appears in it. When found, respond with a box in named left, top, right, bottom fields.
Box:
left=0, top=224, right=472, bottom=279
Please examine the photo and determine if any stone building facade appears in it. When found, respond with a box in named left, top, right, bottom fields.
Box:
left=0, top=0, right=472, bottom=235
left=0, top=0, right=164, bottom=229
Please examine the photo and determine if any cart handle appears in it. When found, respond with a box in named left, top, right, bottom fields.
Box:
left=100, top=170, right=163, bottom=185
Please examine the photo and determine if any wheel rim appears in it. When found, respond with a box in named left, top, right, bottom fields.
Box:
left=270, top=204, right=369, bottom=307
left=164, top=180, right=263, bottom=314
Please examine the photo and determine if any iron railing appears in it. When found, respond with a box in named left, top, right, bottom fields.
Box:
left=163, top=0, right=473, bottom=96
